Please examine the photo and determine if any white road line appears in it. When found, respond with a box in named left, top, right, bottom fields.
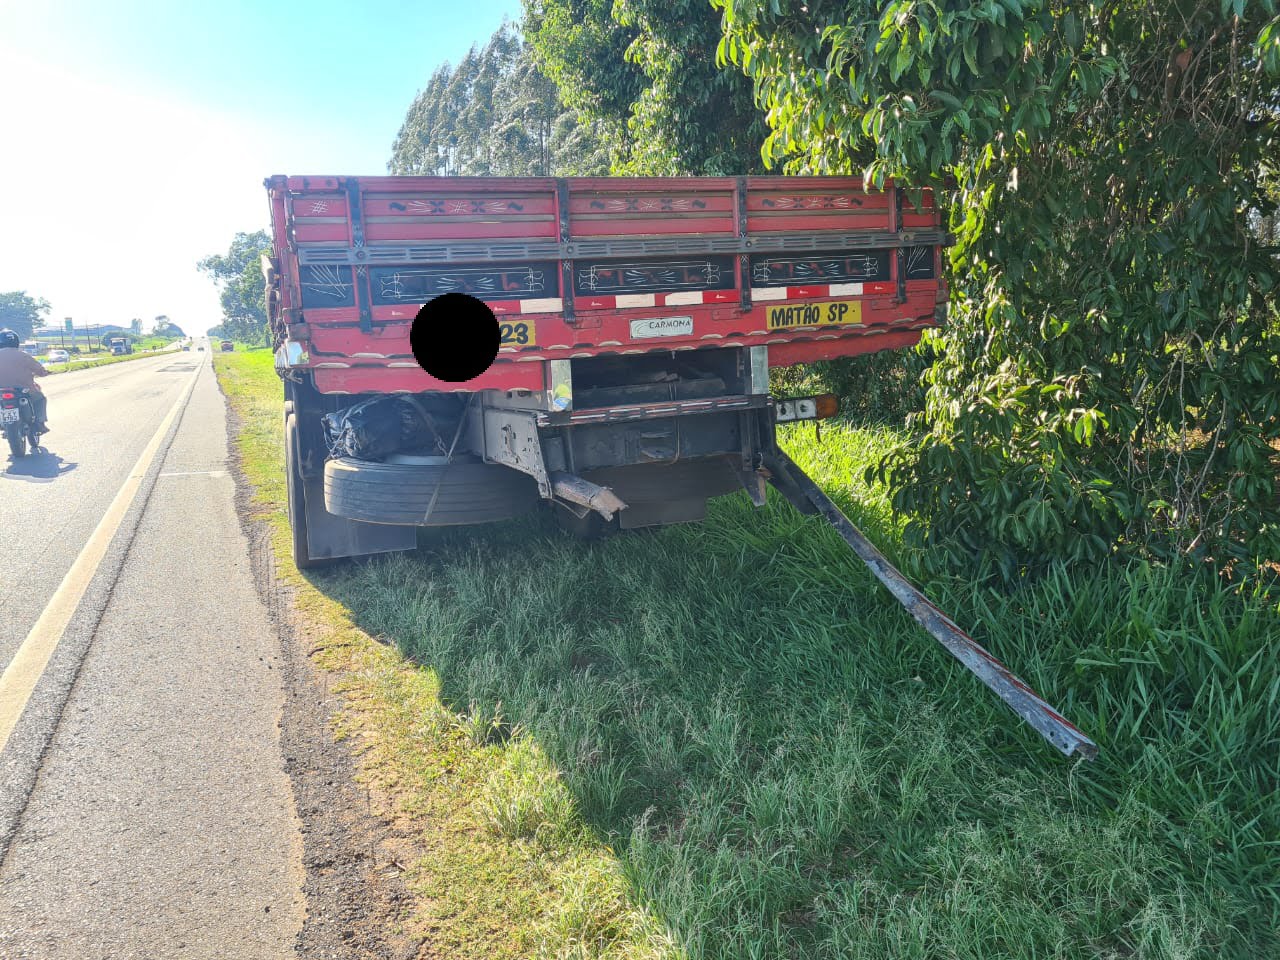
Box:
left=0, top=365, right=201, bottom=754
left=159, top=470, right=227, bottom=478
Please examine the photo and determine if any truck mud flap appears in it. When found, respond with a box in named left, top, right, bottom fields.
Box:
left=763, top=451, right=1098, bottom=761
left=301, top=470, right=416, bottom=560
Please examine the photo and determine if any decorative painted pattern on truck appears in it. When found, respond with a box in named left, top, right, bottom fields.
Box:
left=574, top=257, right=734, bottom=295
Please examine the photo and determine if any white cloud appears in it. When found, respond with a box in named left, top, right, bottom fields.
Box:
left=0, top=51, right=330, bottom=335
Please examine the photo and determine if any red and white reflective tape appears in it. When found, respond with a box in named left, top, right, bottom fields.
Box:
left=489, top=298, right=564, bottom=316
left=490, top=282, right=898, bottom=315
left=575, top=290, right=741, bottom=310
left=750, top=281, right=896, bottom=301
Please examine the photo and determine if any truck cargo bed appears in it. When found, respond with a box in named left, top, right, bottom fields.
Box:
left=266, top=175, right=947, bottom=395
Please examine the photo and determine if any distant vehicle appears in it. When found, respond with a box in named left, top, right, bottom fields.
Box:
left=47, top=349, right=70, bottom=364
left=220, top=340, right=234, bottom=352
left=182, top=344, right=191, bottom=351
left=107, top=336, right=132, bottom=356
left=197, top=344, right=205, bottom=351
left=19, top=341, right=39, bottom=356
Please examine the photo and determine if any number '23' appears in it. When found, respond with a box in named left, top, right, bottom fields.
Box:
left=499, top=322, right=530, bottom=345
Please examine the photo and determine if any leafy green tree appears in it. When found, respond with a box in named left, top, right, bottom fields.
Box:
left=720, top=0, right=1280, bottom=578
left=522, top=0, right=645, bottom=157
left=390, top=22, right=609, bottom=177
left=198, top=231, right=271, bottom=345
left=0, top=291, right=51, bottom=340
left=524, top=0, right=769, bottom=174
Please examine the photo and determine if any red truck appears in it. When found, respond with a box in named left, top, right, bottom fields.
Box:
left=265, top=174, right=944, bottom=557
left=264, top=173, right=1097, bottom=760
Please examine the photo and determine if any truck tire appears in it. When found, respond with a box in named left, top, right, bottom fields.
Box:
left=285, top=413, right=327, bottom=570
left=324, top=455, right=538, bottom=527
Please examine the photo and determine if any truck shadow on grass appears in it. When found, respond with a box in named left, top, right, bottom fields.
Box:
left=309, top=476, right=1278, bottom=960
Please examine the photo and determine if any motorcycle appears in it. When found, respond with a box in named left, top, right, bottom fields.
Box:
left=1, top=386, right=43, bottom=457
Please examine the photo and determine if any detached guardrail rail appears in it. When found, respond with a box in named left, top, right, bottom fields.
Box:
left=765, top=450, right=1099, bottom=761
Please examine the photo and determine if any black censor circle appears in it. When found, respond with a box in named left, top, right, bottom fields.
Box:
left=409, top=293, right=499, bottom=382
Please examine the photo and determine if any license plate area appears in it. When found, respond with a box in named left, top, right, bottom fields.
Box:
left=765, top=299, right=862, bottom=331
left=1, top=408, right=20, bottom=424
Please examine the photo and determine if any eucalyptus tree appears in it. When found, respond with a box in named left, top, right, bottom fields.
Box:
left=524, top=0, right=768, bottom=174
left=390, top=22, right=608, bottom=177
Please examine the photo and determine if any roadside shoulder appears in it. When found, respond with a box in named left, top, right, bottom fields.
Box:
left=216, top=371, right=428, bottom=960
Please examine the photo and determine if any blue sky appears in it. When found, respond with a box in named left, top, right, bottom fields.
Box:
left=0, top=0, right=521, bottom=334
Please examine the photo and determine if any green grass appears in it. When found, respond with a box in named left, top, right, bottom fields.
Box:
left=214, top=350, right=1279, bottom=960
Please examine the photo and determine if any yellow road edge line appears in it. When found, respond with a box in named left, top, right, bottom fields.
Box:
left=0, top=365, right=202, bottom=754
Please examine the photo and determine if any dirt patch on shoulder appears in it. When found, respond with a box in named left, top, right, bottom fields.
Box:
left=223, top=404, right=429, bottom=960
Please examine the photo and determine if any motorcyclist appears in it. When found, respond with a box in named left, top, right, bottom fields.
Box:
left=0, top=328, right=50, bottom=433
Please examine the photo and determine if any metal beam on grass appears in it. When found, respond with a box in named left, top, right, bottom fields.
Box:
left=765, top=450, right=1099, bottom=761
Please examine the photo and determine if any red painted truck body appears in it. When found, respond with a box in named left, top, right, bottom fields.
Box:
left=265, top=175, right=948, bottom=566
left=266, top=175, right=945, bottom=393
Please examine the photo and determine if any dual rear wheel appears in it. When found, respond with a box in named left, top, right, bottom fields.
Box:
left=285, top=404, right=543, bottom=569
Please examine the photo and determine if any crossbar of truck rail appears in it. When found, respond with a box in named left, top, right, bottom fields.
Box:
left=296, top=229, right=953, bottom=266
left=766, top=451, right=1099, bottom=760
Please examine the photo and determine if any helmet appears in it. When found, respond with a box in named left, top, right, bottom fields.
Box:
left=0, top=329, right=19, bottom=349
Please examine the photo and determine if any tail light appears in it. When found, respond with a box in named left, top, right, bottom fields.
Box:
left=814, top=394, right=840, bottom=419
left=775, top=394, right=840, bottom=423
left=1, top=392, right=14, bottom=401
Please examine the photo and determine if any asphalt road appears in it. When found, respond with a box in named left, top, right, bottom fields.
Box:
left=0, top=351, right=304, bottom=958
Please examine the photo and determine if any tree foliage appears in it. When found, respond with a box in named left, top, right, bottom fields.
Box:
left=389, top=22, right=610, bottom=177
left=720, top=0, right=1280, bottom=579
left=151, top=319, right=185, bottom=339
left=525, top=0, right=769, bottom=174
left=521, top=0, right=645, bottom=150
left=198, top=231, right=271, bottom=345
left=392, top=7, right=770, bottom=178
left=0, top=291, right=51, bottom=340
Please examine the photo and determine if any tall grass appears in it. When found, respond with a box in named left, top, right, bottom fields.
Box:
left=312, top=422, right=1278, bottom=959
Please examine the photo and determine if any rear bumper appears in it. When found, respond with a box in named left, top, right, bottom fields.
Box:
left=535, top=393, right=766, bottom=427
left=287, top=319, right=934, bottom=396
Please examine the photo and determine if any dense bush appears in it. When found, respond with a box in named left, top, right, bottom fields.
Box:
left=721, top=0, right=1280, bottom=580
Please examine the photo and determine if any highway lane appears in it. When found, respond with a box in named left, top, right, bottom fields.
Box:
left=0, top=352, right=194, bottom=667
left=0, top=351, right=304, bottom=958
